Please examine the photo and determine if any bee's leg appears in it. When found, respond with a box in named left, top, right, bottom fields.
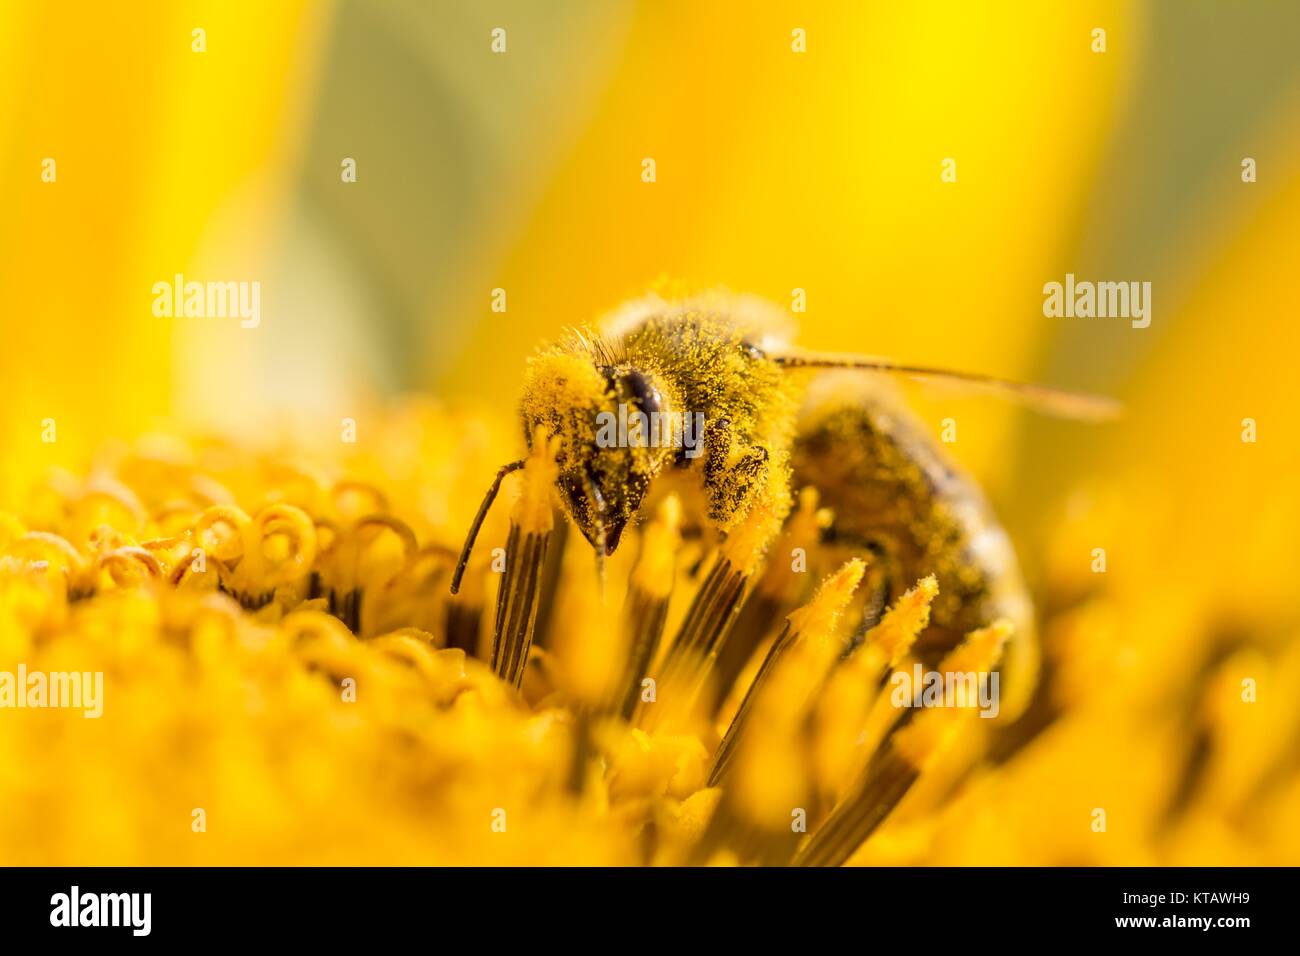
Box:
left=702, top=416, right=736, bottom=483
left=703, top=418, right=770, bottom=525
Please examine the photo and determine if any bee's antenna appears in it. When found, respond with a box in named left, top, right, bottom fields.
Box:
left=449, top=460, right=526, bottom=595
left=584, top=472, right=608, bottom=596
left=773, top=353, right=1121, bottom=422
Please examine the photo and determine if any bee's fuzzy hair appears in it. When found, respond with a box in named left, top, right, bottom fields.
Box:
left=554, top=325, right=624, bottom=367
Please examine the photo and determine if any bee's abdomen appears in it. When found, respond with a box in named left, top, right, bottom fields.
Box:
left=792, top=383, right=1035, bottom=697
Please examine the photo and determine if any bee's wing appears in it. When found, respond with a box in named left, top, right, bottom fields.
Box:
left=774, top=352, right=1121, bottom=422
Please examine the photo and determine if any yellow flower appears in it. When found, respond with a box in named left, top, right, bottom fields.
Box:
left=1, top=396, right=1297, bottom=866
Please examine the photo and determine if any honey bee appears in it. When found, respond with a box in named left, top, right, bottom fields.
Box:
left=450, top=292, right=1116, bottom=714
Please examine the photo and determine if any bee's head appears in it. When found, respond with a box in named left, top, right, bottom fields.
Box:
left=520, top=348, right=677, bottom=555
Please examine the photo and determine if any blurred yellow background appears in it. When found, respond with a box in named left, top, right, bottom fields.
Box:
left=2, top=0, right=1298, bottom=863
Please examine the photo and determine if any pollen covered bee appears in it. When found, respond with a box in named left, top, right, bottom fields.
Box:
left=450, top=291, right=1116, bottom=717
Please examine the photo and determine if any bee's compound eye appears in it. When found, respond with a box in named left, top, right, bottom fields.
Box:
left=600, top=366, right=661, bottom=418
left=622, top=369, right=661, bottom=417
